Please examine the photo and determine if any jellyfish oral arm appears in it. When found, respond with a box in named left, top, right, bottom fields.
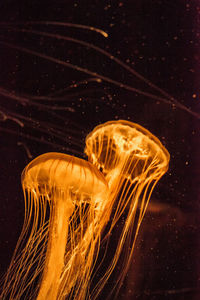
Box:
left=37, top=195, right=74, bottom=300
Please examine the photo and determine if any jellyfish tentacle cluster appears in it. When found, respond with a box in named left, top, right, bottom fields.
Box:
left=85, top=120, right=170, bottom=298
left=1, top=152, right=109, bottom=300
left=1, top=120, right=169, bottom=300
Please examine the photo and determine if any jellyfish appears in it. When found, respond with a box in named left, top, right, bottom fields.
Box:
left=1, top=152, right=109, bottom=300
left=0, top=5, right=197, bottom=299
left=85, top=120, right=170, bottom=298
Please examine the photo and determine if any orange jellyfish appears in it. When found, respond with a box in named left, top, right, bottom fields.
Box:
left=1, top=152, right=109, bottom=300
left=85, top=120, right=170, bottom=298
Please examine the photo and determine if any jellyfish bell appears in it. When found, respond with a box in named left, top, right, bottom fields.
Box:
left=85, top=120, right=169, bottom=224
left=1, top=152, right=109, bottom=300
left=85, top=120, right=169, bottom=199
left=85, top=120, right=169, bottom=175
left=85, top=120, right=170, bottom=298
left=22, top=152, right=106, bottom=206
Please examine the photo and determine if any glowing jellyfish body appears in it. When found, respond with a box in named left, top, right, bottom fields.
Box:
left=1, top=152, right=109, bottom=300
left=85, top=120, right=170, bottom=297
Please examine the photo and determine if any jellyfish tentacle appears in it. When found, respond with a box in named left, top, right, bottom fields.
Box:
left=0, top=25, right=190, bottom=107
left=37, top=189, right=74, bottom=300
left=1, top=23, right=199, bottom=118
left=0, top=40, right=189, bottom=113
left=1, top=152, right=109, bottom=299
left=0, top=126, right=83, bottom=156
left=85, top=120, right=170, bottom=298
left=0, top=21, right=108, bottom=38
left=0, top=86, right=74, bottom=112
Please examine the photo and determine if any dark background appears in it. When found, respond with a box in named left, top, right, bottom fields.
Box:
left=0, top=0, right=199, bottom=299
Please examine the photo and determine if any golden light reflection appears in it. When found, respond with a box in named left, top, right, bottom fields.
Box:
left=85, top=120, right=170, bottom=298
left=1, top=152, right=109, bottom=300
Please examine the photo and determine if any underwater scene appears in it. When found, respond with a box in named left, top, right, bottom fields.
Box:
left=0, top=1, right=199, bottom=299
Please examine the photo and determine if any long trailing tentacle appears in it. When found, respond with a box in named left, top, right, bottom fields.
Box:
left=0, top=22, right=199, bottom=118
